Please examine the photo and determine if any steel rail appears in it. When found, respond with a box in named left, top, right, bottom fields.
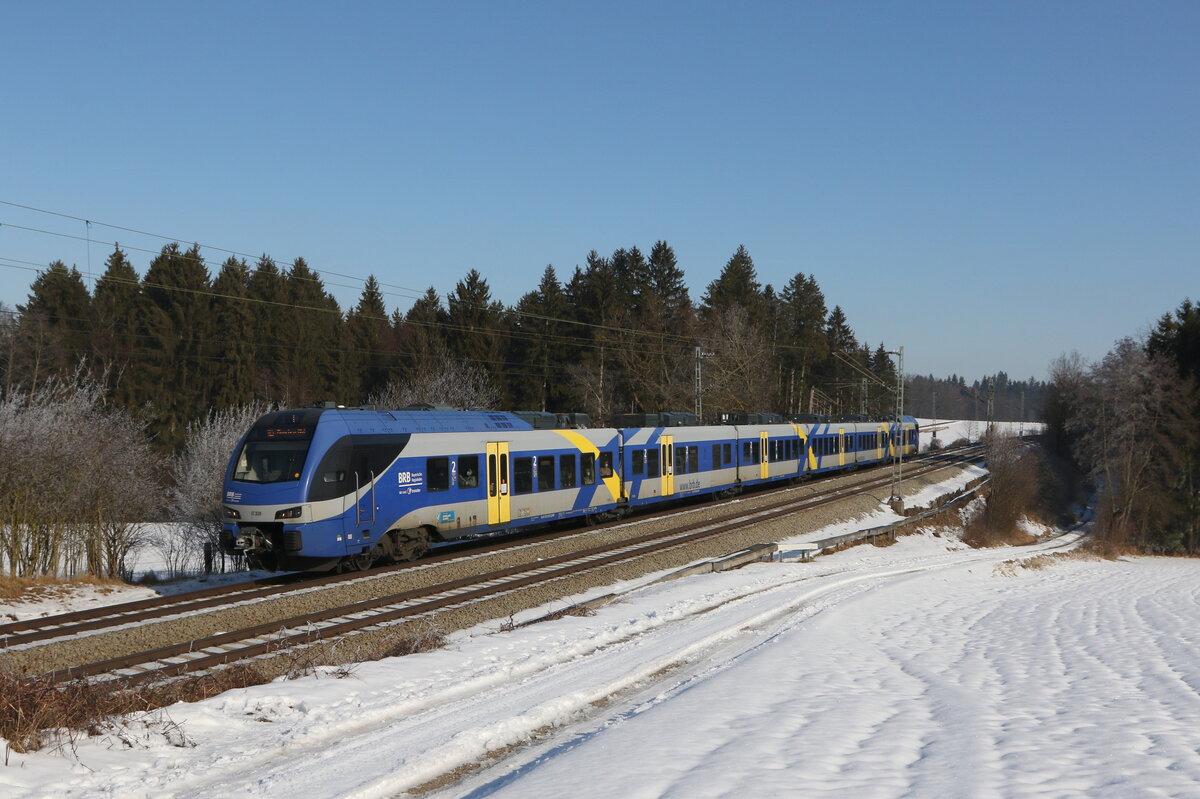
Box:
left=46, top=450, right=982, bottom=687
left=4, top=445, right=980, bottom=652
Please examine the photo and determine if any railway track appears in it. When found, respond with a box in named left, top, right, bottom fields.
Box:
left=24, top=447, right=982, bottom=686
left=1, top=445, right=978, bottom=653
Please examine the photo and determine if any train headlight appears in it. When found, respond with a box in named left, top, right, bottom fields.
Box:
left=224, top=507, right=241, bottom=519
left=275, top=506, right=303, bottom=520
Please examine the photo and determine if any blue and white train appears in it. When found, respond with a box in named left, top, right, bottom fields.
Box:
left=220, top=407, right=919, bottom=572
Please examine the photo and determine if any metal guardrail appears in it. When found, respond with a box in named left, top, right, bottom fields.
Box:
left=792, top=479, right=988, bottom=561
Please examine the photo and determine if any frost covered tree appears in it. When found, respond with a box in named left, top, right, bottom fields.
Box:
left=368, top=346, right=500, bottom=410
left=0, top=371, right=161, bottom=577
left=168, top=402, right=273, bottom=574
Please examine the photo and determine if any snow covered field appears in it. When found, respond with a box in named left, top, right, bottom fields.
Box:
left=19, top=420, right=1194, bottom=799
left=5, top=461, right=1199, bottom=797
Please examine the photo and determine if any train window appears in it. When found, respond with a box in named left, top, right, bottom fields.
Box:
left=581, top=453, right=596, bottom=485
left=743, top=442, right=752, bottom=462
left=303, top=433, right=411, bottom=502
left=723, top=443, right=732, bottom=464
left=305, top=439, right=351, bottom=501
left=458, top=455, right=479, bottom=489
left=688, top=446, right=699, bottom=473
left=712, top=444, right=722, bottom=468
left=489, top=454, right=497, bottom=496
left=675, top=446, right=687, bottom=475
left=599, top=452, right=614, bottom=479
left=513, top=457, right=533, bottom=494
left=751, top=441, right=760, bottom=464
left=647, top=448, right=660, bottom=477
left=560, top=454, right=577, bottom=488
left=538, top=455, right=555, bottom=491
left=632, top=449, right=645, bottom=475
left=427, top=457, right=450, bottom=492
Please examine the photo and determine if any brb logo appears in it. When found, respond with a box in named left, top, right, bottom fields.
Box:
left=397, top=470, right=424, bottom=495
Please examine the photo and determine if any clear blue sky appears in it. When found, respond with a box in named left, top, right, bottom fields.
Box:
left=2, top=1, right=1196, bottom=382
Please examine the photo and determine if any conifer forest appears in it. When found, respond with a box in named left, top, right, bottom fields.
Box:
left=0, top=241, right=1045, bottom=452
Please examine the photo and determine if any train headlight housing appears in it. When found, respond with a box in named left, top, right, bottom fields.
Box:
left=275, top=506, right=303, bottom=520
left=224, top=507, right=241, bottom=519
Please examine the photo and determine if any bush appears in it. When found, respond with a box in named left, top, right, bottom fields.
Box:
left=963, top=436, right=1047, bottom=547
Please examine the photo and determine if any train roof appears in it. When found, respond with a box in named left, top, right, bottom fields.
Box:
left=263, top=407, right=535, bottom=435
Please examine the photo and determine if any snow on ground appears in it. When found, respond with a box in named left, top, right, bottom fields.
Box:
left=11, top=422, right=1189, bottom=799
left=0, top=567, right=275, bottom=624
left=5, top=468, right=1200, bottom=797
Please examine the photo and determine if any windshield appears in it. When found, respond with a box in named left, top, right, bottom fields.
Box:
left=234, top=440, right=311, bottom=483
left=230, top=410, right=324, bottom=484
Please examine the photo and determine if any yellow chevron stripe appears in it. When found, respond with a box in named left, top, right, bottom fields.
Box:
left=791, top=423, right=817, bottom=470
left=552, top=430, right=622, bottom=500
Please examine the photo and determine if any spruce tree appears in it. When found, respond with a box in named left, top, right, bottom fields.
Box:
left=346, top=275, right=394, bottom=403
left=18, top=260, right=92, bottom=386
left=209, top=257, right=256, bottom=408
left=779, top=272, right=828, bottom=413
left=400, top=286, right=449, bottom=379
left=511, top=265, right=569, bottom=411
left=820, top=305, right=858, bottom=413
left=138, top=243, right=214, bottom=448
left=247, top=255, right=288, bottom=397
left=284, top=257, right=345, bottom=404
left=91, top=247, right=141, bottom=403
left=647, top=240, right=692, bottom=326
left=700, top=245, right=764, bottom=323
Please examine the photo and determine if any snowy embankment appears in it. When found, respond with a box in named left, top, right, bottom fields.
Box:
left=5, top=465, right=1200, bottom=797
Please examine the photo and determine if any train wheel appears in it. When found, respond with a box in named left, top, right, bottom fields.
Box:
left=393, top=529, right=430, bottom=562
left=247, top=552, right=278, bottom=572
left=345, top=549, right=375, bottom=572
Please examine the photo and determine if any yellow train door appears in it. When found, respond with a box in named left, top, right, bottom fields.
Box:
left=759, top=431, right=769, bottom=480
left=661, top=434, right=674, bottom=496
left=486, top=442, right=510, bottom=525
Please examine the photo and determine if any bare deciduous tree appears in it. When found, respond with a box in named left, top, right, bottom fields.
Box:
left=1052, top=338, right=1200, bottom=554
left=168, top=402, right=274, bottom=575
left=0, top=370, right=162, bottom=577
left=699, top=306, right=773, bottom=417
left=368, top=344, right=500, bottom=410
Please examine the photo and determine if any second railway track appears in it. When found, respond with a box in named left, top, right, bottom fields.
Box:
left=3, top=447, right=983, bottom=684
